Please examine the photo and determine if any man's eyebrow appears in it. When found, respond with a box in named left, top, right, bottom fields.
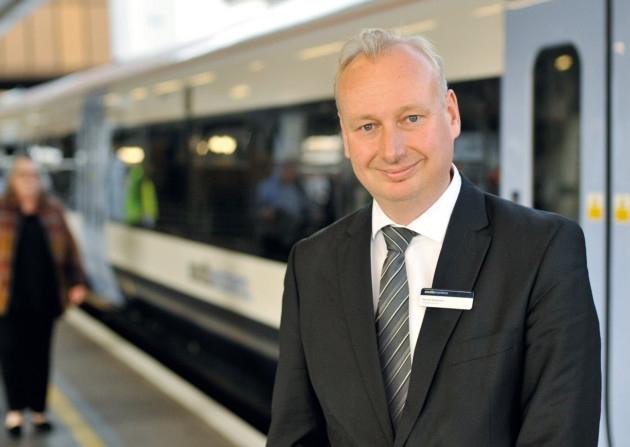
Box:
left=345, top=105, right=427, bottom=123
left=397, top=105, right=425, bottom=114
left=347, top=113, right=379, bottom=122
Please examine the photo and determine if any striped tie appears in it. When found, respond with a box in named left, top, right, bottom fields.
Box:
left=377, top=225, right=417, bottom=430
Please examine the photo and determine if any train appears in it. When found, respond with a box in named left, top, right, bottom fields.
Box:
left=0, top=0, right=627, bottom=445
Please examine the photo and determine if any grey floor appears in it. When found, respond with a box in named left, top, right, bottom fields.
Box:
left=0, top=319, right=237, bottom=447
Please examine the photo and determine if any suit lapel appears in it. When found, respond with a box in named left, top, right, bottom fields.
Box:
left=394, top=177, right=491, bottom=447
left=337, top=205, right=394, bottom=444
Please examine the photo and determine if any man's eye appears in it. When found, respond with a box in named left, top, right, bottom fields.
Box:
left=407, top=115, right=420, bottom=123
left=361, top=123, right=374, bottom=132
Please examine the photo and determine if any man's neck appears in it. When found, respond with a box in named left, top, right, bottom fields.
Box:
left=378, top=199, right=432, bottom=226
left=378, top=174, right=453, bottom=226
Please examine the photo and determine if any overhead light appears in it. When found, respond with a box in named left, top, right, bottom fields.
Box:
left=230, top=84, right=251, bottom=99
left=153, top=79, right=183, bottom=95
left=613, top=41, right=625, bottom=55
left=302, top=135, right=342, bottom=152
left=301, top=135, right=343, bottom=166
left=474, top=0, right=550, bottom=17
left=395, top=19, right=438, bottom=35
left=248, top=60, right=265, bottom=72
left=188, top=71, right=216, bottom=87
left=554, top=54, right=573, bottom=72
left=506, top=0, right=551, bottom=10
left=208, top=135, right=237, bottom=155
left=472, top=3, right=504, bottom=17
left=117, top=146, right=145, bottom=164
left=129, top=87, right=148, bottom=101
left=103, top=92, right=123, bottom=107
left=298, top=41, right=344, bottom=60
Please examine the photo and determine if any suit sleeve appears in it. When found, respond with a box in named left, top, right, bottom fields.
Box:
left=267, top=245, right=328, bottom=447
left=516, top=220, right=601, bottom=446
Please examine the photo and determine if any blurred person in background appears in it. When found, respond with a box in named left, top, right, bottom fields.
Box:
left=256, top=159, right=321, bottom=260
left=0, top=155, right=88, bottom=438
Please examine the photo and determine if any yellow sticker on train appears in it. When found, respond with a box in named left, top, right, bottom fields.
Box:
left=615, top=195, right=630, bottom=224
left=587, top=194, right=604, bottom=221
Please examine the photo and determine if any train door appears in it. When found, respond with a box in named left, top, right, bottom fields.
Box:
left=609, top=0, right=630, bottom=445
left=500, top=0, right=610, bottom=445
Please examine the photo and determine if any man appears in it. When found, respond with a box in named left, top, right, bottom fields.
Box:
left=267, top=29, right=600, bottom=446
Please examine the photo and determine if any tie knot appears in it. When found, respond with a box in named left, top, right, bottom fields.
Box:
left=381, top=225, right=417, bottom=253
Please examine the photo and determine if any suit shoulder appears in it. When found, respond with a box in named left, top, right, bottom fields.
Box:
left=293, top=206, right=368, bottom=255
left=484, top=192, right=582, bottom=238
left=481, top=193, right=587, bottom=276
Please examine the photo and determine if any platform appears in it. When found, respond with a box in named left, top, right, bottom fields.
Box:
left=0, top=309, right=266, bottom=446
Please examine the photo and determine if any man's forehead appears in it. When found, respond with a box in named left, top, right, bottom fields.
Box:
left=342, top=44, right=434, bottom=77
left=338, top=68, right=438, bottom=117
left=338, top=50, right=437, bottom=102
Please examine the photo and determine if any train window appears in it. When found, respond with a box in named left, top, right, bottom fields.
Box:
left=252, top=101, right=349, bottom=261
left=189, top=120, right=253, bottom=246
left=533, top=45, right=580, bottom=220
left=452, top=78, right=500, bottom=195
left=106, top=83, right=500, bottom=263
left=111, top=124, right=195, bottom=234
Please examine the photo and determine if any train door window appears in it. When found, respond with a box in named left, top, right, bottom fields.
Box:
left=452, top=78, right=500, bottom=195
left=253, top=100, right=351, bottom=261
left=146, top=124, right=187, bottom=233
left=110, top=127, right=151, bottom=225
left=255, top=106, right=328, bottom=261
left=193, top=120, right=252, bottom=245
left=533, top=45, right=580, bottom=220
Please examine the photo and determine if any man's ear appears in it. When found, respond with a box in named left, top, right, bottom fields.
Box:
left=338, top=113, right=351, bottom=159
left=446, top=89, right=461, bottom=139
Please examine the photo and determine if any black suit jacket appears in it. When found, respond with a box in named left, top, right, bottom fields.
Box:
left=267, top=177, right=601, bottom=446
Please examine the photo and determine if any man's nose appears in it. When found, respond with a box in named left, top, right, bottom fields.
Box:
left=380, top=126, right=405, bottom=163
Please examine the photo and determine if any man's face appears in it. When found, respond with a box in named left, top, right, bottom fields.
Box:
left=336, top=44, right=460, bottom=215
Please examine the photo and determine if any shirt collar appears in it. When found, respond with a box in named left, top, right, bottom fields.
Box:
left=371, top=165, right=462, bottom=243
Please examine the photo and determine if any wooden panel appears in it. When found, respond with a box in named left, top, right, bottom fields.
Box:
left=0, top=0, right=110, bottom=78
left=57, top=0, right=86, bottom=70
left=88, top=2, right=111, bottom=65
left=0, top=37, right=6, bottom=75
left=3, top=22, right=27, bottom=76
left=31, top=3, right=57, bottom=74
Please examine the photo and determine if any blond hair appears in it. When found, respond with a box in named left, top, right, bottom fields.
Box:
left=335, top=28, right=447, bottom=100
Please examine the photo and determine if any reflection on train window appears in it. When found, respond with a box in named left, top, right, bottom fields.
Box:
left=533, top=45, right=580, bottom=220
left=453, top=78, right=500, bottom=195
left=105, top=77, right=499, bottom=262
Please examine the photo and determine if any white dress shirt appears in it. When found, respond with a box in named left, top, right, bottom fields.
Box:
left=371, top=166, right=462, bottom=359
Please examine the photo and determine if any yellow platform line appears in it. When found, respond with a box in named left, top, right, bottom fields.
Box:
left=49, top=385, right=106, bottom=447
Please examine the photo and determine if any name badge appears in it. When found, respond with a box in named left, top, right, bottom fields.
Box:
left=420, top=288, right=474, bottom=310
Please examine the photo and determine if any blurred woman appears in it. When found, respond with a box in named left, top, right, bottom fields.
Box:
left=0, top=155, right=87, bottom=438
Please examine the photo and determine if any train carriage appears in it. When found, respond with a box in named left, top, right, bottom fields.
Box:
left=0, top=0, right=626, bottom=444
